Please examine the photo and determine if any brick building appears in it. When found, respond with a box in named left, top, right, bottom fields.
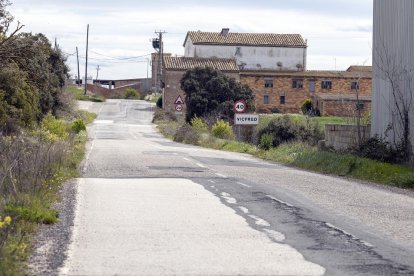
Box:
left=240, top=66, right=372, bottom=116
left=157, top=28, right=372, bottom=117
left=163, top=57, right=239, bottom=113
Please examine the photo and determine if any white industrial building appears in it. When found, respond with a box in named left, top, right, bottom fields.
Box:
left=183, top=28, right=307, bottom=71
left=372, top=0, right=414, bottom=155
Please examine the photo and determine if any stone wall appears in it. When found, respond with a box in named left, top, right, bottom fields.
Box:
left=324, top=124, right=371, bottom=150
left=318, top=99, right=372, bottom=117
left=86, top=84, right=142, bottom=99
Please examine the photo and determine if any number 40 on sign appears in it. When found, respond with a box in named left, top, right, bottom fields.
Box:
left=234, top=100, right=246, bottom=113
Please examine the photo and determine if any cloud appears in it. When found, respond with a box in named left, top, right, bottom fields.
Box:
left=9, top=0, right=373, bottom=79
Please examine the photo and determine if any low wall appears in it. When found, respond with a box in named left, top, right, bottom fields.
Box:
left=324, top=124, right=371, bottom=150
left=86, top=84, right=142, bottom=99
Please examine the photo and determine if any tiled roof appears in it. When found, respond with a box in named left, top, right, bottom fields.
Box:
left=240, top=69, right=372, bottom=79
left=315, top=93, right=371, bottom=101
left=346, top=66, right=372, bottom=72
left=164, top=57, right=239, bottom=71
left=184, top=31, right=306, bottom=47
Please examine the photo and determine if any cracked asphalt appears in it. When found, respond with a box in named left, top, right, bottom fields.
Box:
left=29, top=99, right=414, bottom=275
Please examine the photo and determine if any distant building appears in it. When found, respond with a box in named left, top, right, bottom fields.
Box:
left=241, top=66, right=372, bottom=116
left=372, top=0, right=414, bottom=151
left=163, top=57, right=239, bottom=113
left=183, top=28, right=307, bottom=71
left=158, top=28, right=372, bottom=117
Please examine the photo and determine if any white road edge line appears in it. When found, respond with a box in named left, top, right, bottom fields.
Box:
left=325, top=223, right=373, bottom=248
left=237, top=182, right=251, bottom=188
left=183, top=157, right=192, bottom=162
left=215, top=173, right=228, bottom=178
left=196, top=163, right=206, bottom=168
left=266, top=195, right=295, bottom=207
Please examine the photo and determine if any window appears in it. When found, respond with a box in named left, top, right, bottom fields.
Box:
left=351, top=81, right=360, bottom=90
left=235, top=47, right=242, bottom=56
left=264, top=95, right=270, bottom=104
left=292, top=79, right=304, bottom=89
left=280, top=95, right=285, bottom=104
left=309, top=80, right=315, bottom=93
left=265, top=80, right=273, bottom=88
left=321, top=80, right=332, bottom=89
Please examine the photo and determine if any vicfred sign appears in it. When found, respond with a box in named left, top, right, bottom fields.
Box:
left=234, top=114, right=259, bottom=125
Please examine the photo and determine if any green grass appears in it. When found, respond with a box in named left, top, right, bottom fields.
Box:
left=65, top=85, right=105, bottom=102
left=0, top=110, right=96, bottom=275
left=259, top=114, right=349, bottom=129
left=154, top=110, right=413, bottom=189
left=258, top=142, right=414, bottom=188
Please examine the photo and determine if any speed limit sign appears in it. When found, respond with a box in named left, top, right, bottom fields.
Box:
left=234, top=100, right=247, bottom=113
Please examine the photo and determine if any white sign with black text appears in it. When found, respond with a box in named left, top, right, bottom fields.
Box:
left=234, top=114, right=259, bottom=125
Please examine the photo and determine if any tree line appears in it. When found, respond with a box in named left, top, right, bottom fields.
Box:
left=0, top=0, right=69, bottom=134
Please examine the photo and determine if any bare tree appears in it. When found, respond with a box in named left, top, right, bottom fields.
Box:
left=374, top=40, right=414, bottom=162
left=0, top=0, right=24, bottom=55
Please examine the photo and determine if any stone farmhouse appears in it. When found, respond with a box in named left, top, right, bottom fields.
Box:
left=159, top=28, right=372, bottom=117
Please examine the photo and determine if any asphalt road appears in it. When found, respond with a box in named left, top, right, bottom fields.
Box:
left=31, top=100, right=414, bottom=275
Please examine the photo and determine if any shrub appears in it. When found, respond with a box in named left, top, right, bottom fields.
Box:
left=40, top=113, right=69, bottom=141
left=156, top=96, right=163, bottom=108
left=190, top=116, right=208, bottom=132
left=212, top=120, right=234, bottom=139
left=301, top=99, right=321, bottom=116
left=124, top=88, right=138, bottom=99
left=259, top=133, right=273, bottom=150
left=301, top=99, right=313, bottom=115
left=356, top=136, right=406, bottom=163
left=173, top=123, right=200, bottom=144
left=257, top=115, right=297, bottom=147
left=152, top=108, right=177, bottom=123
left=72, top=119, right=86, bottom=133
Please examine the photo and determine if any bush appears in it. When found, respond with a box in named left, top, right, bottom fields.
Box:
left=124, top=88, right=139, bottom=99
left=152, top=108, right=177, bottom=123
left=72, top=119, right=86, bottom=133
left=301, top=99, right=321, bottom=116
left=40, top=113, right=69, bottom=141
left=212, top=120, right=234, bottom=139
left=259, top=133, right=273, bottom=150
left=191, top=116, right=208, bottom=132
left=257, top=115, right=297, bottom=147
left=356, top=136, right=406, bottom=163
left=174, top=123, right=200, bottom=144
left=156, top=96, right=163, bottom=108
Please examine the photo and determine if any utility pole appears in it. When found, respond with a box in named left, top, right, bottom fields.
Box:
left=96, top=65, right=100, bottom=81
left=84, top=24, right=89, bottom=95
left=154, top=30, right=166, bottom=92
left=76, top=47, right=81, bottom=87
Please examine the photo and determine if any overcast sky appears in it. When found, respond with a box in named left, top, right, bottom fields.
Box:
left=9, top=0, right=373, bottom=80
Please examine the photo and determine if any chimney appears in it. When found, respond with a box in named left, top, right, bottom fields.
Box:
left=221, top=28, right=230, bottom=36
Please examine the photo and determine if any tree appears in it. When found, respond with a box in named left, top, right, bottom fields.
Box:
left=0, top=1, right=70, bottom=133
left=180, top=67, right=254, bottom=122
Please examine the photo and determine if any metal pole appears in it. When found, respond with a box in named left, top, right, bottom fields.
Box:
left=84, top=24, right=89, bottom=95
left=96, top=65, right=100, bottom=81
left=76, top=47, right=80, bottom=86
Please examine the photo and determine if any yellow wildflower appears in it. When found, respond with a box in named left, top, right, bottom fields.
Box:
left=4, top=216, right=11, bottom=225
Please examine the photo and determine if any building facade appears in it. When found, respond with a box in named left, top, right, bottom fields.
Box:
left=240, top=66, right=372, bottom=116
left=372, top=0, right=414, bottom=152
left=163, top=57, right=240, bottom=114
left=183, top=29, right=307, bottom=71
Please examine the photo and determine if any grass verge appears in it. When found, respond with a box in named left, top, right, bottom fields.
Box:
left=0, top=111, right=96, bottom=275
left=154, top=110, right=414, bottom=189
left=65, top=85, right=105, bottom=102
